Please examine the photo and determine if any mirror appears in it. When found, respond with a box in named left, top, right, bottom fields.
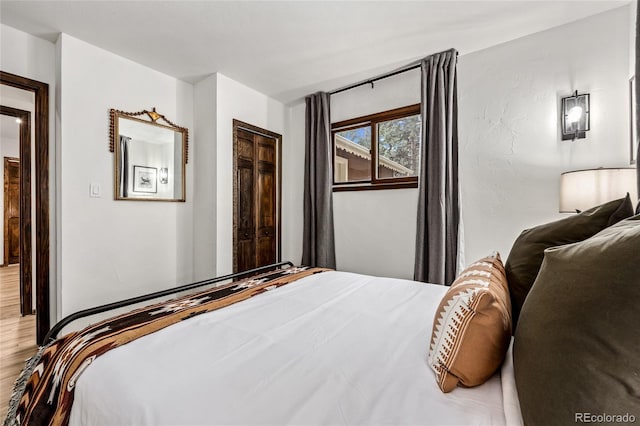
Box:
left=110, top=108, right=188, bottom=201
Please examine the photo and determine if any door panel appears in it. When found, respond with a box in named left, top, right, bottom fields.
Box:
left=258, top=143, right=275, bottom=163
left=238, top=164, right=254, bottom=230
left=8, top=218, right=19, bottom=262
left=237, top=239, right=255, bottom=274
left=257, top=235, right=275, bottom=267
left=238, top=137, right=253, bottom=160
left=237, top=160, right=255, bottom=270
left=257, top=167, right=274, bottom=229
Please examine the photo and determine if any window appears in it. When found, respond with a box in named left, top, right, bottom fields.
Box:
left=332, top=104, right=421, bottom=191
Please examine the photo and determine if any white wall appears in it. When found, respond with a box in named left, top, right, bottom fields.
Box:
left=205, top=73, right=286, bottom=276
left=1, top=24, right=57, bottom=320
left=193, top=75, right=217, bottom=280
left=284, top=5, right=631, bottom=279
left=459, top=5, right=631, bottom=262
left=173, top=81, right=194, bottom=286
left=57, top=34, right=194, bottom=316
left=282, top=102, right=305, bottom=266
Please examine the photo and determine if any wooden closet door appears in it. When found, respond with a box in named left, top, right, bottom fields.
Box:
left=233, top=122, right=280, bottom=273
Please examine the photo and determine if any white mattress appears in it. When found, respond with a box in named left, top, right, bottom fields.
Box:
left=69, top=270, right=518, bottom=425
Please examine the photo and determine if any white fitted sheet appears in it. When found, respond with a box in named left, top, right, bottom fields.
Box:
left=69, top=270, right=515, bottom=425
left=501, top=340, right=524, bottom=426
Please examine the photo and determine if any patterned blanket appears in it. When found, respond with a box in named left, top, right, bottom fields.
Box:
left=5, top=266, right=327, bottom=426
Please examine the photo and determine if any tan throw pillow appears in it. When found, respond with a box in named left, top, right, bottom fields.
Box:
left=428, top=253, right=512, bottom=393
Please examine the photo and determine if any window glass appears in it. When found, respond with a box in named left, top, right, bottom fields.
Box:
left=334, top=127, right=372, bottom=183
left=331, top=104, right=420, bottom=190
left=376, top=114, right=421, bottom=179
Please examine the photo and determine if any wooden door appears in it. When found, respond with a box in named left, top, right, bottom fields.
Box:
left=233, top=120, right=281, bottom=273
left=4, top=157, right=20, bottom=265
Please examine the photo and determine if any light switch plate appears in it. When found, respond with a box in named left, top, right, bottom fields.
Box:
left=89, top=182, right=101, bottom=198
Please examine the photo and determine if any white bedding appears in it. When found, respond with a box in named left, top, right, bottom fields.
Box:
left=69, top=270, right=519, bottom=425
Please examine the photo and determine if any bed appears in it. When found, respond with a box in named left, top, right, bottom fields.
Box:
left=5, top=263, right=523, bottom=426
left=8, top=198, right=638, bottom=426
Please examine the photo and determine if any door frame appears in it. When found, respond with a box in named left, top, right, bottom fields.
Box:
left=232, top=119, right=282, bottom=273
left=1, top=71, right=50, bottom=344
left=2, top=107, right=31, bottom=316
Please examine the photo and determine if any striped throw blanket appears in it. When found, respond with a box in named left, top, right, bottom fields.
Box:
left=5, top=266, right=327, bottom=426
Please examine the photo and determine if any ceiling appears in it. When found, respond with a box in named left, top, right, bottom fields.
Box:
left=0, top=1, right=628, bottom=104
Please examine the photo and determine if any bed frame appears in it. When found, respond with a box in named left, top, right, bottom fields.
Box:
left=44, top=261, right=294, bottom=344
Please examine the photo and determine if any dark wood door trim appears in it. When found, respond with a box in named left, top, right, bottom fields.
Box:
left=232, top=119, right=282, bottom=274
left=1, top=106, right=32, bottom=317
left=1, top=71, right=50, bottom=344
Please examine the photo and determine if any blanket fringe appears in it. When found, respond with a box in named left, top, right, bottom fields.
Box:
left=3, top=346, right=46, bottom=426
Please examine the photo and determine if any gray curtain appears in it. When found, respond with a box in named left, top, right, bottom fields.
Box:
left=414, top=49, right=460, bottom=286
left=302, top=92, right=336, bottom=268
left=119, top=135, right=130, bottom=198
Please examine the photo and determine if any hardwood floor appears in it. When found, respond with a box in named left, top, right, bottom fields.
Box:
left=0, top=265, right=37, bottom=418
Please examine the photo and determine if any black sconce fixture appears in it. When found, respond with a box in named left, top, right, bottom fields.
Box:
left=561, top=90, right=590, bottom=140
left=159, top=167, right=169, bottom=184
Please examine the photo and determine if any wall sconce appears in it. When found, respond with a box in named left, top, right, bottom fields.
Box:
left=559, top=168, right=637, bottom=213
left=159, top=168, right=169, bottom=184
left=561, top=91, right=590, bottom=140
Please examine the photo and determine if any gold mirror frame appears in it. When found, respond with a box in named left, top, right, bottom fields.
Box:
left=109, top=108, right=188, bottom=202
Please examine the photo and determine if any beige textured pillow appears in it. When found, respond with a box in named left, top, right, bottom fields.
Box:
left=428, top=253, right=512, bottom=393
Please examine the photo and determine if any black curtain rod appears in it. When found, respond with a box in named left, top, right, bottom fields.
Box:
left=328, top=49, right=458, bottom=96
left=329, top=63, right=421, bottom=96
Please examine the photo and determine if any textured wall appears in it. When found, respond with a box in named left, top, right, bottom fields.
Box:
left=458, top=5, right=631, bottom=263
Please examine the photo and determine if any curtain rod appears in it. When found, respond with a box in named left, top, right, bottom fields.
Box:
left=328, top=63, right=421, bottom=96
left=328, top=48, right=458, bottom=96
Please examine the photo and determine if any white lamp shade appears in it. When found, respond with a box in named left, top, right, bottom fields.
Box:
left=559, top=168, right=638, bottom=213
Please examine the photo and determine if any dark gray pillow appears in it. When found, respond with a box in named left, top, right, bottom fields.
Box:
left=505, top=195, right=634, bottom=330
left=514, top=216, right=640, bottom=425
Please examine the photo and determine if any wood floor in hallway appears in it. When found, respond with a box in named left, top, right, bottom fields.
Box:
left=0, top=265, right=37, bottom=418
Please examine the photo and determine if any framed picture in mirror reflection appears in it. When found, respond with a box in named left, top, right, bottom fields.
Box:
left=133, top=165, right=157, bottom=193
